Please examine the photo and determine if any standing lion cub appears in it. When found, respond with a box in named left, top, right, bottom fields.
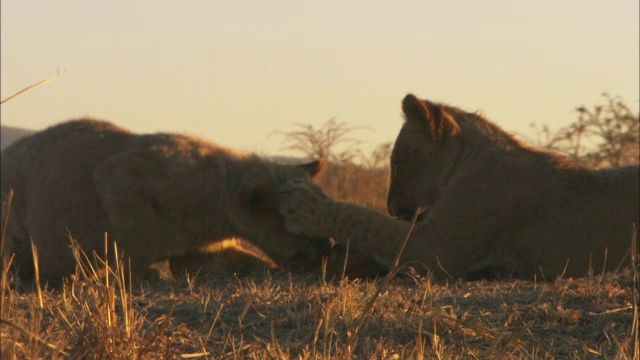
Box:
left=1, top=119, right=333, bottom=281
left=280, top=94, right=639, bottom=279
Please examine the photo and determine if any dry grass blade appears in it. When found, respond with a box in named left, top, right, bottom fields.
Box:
left=346, top=207, right=424, bottom=352
left=629, top=224, right=639, bottom=359
left=69, top=236, right=103, bottom=282
left=1, top=191, right=15, bottom=319
left=1, top=70, right=62, bottom=105
left=0, top=319, right=70, bottom=357
left=392, top=207, right=425, bottom=269
left=113, top=241, right=134, bottom=339
left=180, top=352, right=211, bottom=359
left=432, top=313, right=497, bottom=338
left=0, top=190, right=14, bottom=258
left=341, top=238, right=350, bottom=280
left=30, top=240, right=44, bottom=309
left=494, top=320, right=532, bottom=358
left=136, top=305, right=175, bottom=360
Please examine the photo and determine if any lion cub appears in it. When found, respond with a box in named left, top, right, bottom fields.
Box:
left=1, top=119, right=332, bottom=281
left=280, top=94, right=639, bottom=279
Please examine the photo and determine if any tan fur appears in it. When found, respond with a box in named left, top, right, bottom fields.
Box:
left=169, top=238, right=278, bottom=278
left=1, top=118, right=332, bottom=281
left=280, top=94, right=639, bottom=279
left=171, top=239, right=387, bottom=279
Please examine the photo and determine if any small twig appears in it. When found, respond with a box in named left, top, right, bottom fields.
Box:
left=1, top=70, right=62, bottom=105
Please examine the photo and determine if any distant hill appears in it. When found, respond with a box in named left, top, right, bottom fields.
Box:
left=1, top=125, right=34, bottom=150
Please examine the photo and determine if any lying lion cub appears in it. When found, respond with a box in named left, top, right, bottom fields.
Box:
left=280, top=94, right=639, bottom=279
left=1, top=119, right=334, bottom=281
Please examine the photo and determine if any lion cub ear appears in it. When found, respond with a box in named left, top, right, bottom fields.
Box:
left=402, top=94, right=460, bottom=140
left=298, top=159, right=326, bottom=180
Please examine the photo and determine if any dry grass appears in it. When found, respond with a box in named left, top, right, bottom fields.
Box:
left=1, top=235, right=638, bottom=359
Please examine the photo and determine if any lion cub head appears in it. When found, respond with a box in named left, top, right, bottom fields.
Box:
left=388, top=94, right=461, bottom=220
left=226, top=158, right=332, bottom=272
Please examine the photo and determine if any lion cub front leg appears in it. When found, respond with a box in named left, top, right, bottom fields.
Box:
left=280, top=180, right=415, bottom=272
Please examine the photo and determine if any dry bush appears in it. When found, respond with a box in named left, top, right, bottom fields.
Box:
left=531, top=93, right=639, bottom=169
left=273, top=118, right=366, bottom=163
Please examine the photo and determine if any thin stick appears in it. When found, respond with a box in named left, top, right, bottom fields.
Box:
left=346, top=207, right=424, bottom=352
left=1, top=71, right=62, bottom=105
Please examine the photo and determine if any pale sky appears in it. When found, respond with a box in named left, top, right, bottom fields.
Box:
left=1, top=1, right=638, bottom=157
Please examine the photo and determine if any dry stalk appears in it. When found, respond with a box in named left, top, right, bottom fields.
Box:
left=346, top=207, right=424, bottom=353
left=341, top=238, right=350, bottom=281
left=113, top=241, right=133, bottom=340
left=0, top=190, right=14, bottom=259
left=137, top=305, right=175, bottom=360
left=629, top=224, right=639, bottom=359
left=1, top=191, right=15, bottom=320
left=1, top=70, right=62, bottom=105
left=29, top=240, right=43, bottom=309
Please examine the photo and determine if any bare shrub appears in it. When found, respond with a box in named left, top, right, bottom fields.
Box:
left=531, top=93, right=639, bottom=168
left=274, top=117, right=366, bottom=163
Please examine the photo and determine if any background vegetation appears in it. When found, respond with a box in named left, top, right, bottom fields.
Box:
left=530, top=93, right=639, bottom=169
